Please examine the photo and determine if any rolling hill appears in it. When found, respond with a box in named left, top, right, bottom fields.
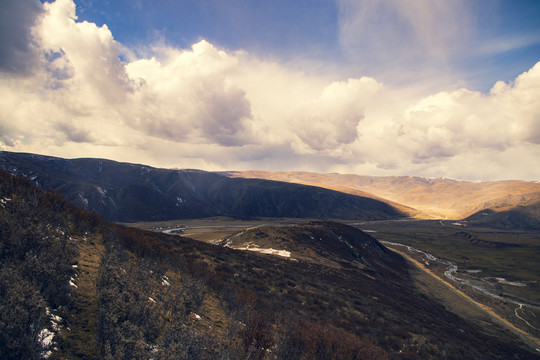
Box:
left=223, top=170, right=540, bottom=224
left=0, top=151, right=404, bottom=222
left=466, top=200, right=540, bottom=229
left=215, top=221, right=403, bottom=275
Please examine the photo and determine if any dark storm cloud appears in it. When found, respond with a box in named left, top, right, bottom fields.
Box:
left=0, top=0, right=44, bottom=74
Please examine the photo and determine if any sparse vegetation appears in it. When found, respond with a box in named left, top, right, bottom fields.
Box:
left=0, top=171, right=79, bottom=359
left=1, top=169, right=538, bottom=359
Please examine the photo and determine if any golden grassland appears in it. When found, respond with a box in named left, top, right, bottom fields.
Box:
left=225, top=170, right=540, bottom=219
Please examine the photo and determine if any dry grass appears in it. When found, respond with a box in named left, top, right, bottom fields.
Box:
left=225, top=170, right=540, bottom=219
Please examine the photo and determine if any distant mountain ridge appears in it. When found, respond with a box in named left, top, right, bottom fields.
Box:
left=0, top=151, right=404, bottom=222
left=223, top=170, right=540, bottom=223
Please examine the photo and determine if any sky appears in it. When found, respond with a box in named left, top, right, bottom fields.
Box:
left=0, top=0, right=539, bottom=181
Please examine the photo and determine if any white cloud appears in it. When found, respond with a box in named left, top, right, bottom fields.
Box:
left=124, top=41, right=253, bottom=146
left=37, top=0, right=132, bottom=103
left=348, top=62, right=540, bottom=179
left=0, top=0, right=539, bottom=181
left=398, top=62, right=540, bottom=153
left=291, top=77, right=381, bottom=152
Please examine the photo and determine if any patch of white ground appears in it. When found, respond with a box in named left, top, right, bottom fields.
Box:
left=226, top=243, right=291, bottom=258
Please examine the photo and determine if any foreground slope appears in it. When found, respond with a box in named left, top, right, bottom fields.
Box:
left=224, top=170, right=540, bottom=223
left=1, top=170, right=537, bottom=359
left=0, top=151, right=404, bottom=222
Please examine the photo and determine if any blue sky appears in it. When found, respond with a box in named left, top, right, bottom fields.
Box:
left=1, top=0, right=540, bottom=180
left=72, top=0, right=540, bottom=91
left=75, top=0, right=341, bottom=61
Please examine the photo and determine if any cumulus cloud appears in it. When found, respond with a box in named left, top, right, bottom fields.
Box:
left=36, top=0, right=132, bottom=103
left=1, top=0, right=253, bottom=150
left=393, top=62, right=540, bottom=158
left=125, top=41, right=253, bottom=146
left=0, top=0, right=539, bottom=181
left=349, top=62, right=540, bottom=179
left=291, top=77, right=381, bottom=152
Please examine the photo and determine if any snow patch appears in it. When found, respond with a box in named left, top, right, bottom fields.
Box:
left=78, top=194, right=88, bottom=207
left=148, top=297, right=156, bottom=303
left=39, top=309, right=64, bottom=358
left=50, top=314, right=62, bottom=331
left=0, top=197, right=11, bottom=207
left=232, top=244, right=291, bottom=258
left=39, top=328, right=54, bottom=347
left=96, top=186, right=107, bottom=196
left=69, top=277, right=78, bottom=288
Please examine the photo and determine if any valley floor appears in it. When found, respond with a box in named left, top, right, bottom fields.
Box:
left=388, top=245, right=540, bottom=351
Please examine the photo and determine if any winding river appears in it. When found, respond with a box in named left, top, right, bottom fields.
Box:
left=380, top=240, right=540, bottom=325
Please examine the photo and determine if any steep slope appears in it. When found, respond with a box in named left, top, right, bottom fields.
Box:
left=224, top=170, right=540, bottom=221
left=0, top=151, right=404, bottom=222
left=1, top=170, right=537, bottom=359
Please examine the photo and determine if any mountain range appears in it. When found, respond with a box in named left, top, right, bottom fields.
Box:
left=2, top=151, right=539, bottom=229
left=0, top=151, right=403, bottom=223
left=224, top=170, right=540, bottom=229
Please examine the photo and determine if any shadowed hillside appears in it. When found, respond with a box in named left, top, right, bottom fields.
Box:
left=466, top=201, right=540, bottom=229
left=0, top=151, right=404, bottom=222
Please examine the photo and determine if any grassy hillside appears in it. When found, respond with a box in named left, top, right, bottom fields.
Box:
left=0, top=170, right=537, bottom=359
